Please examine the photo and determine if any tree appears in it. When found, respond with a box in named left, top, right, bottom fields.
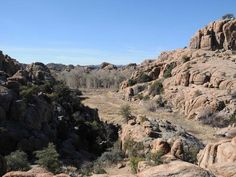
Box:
left=5, top=150, right=30, bottom=171
left=34, top=143, right=60, bottom=173
left=222, top=13, right=235, bottom=20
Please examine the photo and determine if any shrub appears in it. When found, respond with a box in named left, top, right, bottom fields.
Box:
left=137, top=73, right=151, bottom=83
left=137, top=94, right=143, bottom=100
left=79, top=162, right=93, bottom=176
left=130, top=157, right=143, bottom=174
left=127, top=79, right=137, bottom=87
left=200, top=112, right=229, bottom=128
left=146, top=151, right=164, bottom=165
left=20, top=84, right=39, bottom=100
left=5, top=150, right=30, bottom=171
left=96, top=141, right=124, bottom=166
left=229, top=113, right=236, bottom=124
left=143, top=95, right=150, bottom=101
left=93, top=165, right=106, bottom=174
left=163, top=63, right=175, bottom=78
left=222, top=13, right=235, bottom=20
left=34, top=143, right=60, bottom=173
left=184, top=146, right=199, bottom=163
left=149, top=81, right=164, bottom=96
left=155, top=95, right=166, bottom=107
left=119, top=104, right=132, bottom=123
left=123, top=139, right=144, bottom=158
left=194, top=90, right=202, bottom=97
left=182, top=55, right=190, bottom=63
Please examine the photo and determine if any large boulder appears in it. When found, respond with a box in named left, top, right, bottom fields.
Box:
left=3, top=166, right=70, bottom=177
left=138, top=160, right=215, bottom=177
left=198, top=136, right=236, bottom=177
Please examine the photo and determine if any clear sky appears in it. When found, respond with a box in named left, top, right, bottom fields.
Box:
left=0, top=0, right=235, bottom=65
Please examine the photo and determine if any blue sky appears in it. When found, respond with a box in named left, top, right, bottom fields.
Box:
left=0, top=0, right=235, bottom=65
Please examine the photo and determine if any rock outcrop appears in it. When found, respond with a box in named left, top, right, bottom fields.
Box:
left=91, top=161, right=215, bottom=177
left=0, top=51, right=119, bottom=173
left=189, top=19, right=236, bottom=51
left=197, top=136, right=236, bottom=177
left=3, top=167, right=69, bottom=177
left=120, top=116, right=203, bottom=162
left=138, top=160, right=215, bottom=177
left=120, top=42, right=236, bottom=126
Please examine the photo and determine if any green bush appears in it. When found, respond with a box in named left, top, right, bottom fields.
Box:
left=119, top=104, right=132, bottom=123
left=5, top=150, right=30, bottom=171
left=163, top=64, right=175, bottom=78
left=137, top=73, right=151, bottom=83
left=34, top=143, right=60, bottom=173
left=149, top=81, right=164, bottom=96
left=130, top=157, right=143, bottom=174
left=127, top=79, right=137, bottom=87
left=20, top=84, right=39, bottom=100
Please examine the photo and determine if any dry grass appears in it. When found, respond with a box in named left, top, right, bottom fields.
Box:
left=82, top=89, right=218, bottom=144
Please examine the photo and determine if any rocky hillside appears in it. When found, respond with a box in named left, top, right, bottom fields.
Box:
left=120, top=18, right=236, bottom=127
left=0, top=51, right=119, bottom=175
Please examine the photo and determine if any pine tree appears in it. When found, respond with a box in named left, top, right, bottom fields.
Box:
left=34, top=143, right=60, bottom=173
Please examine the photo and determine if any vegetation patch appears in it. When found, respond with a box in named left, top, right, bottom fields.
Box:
left=119, top=104, right=132, bottom=123
left=5, top=150, right=30, bottom=172
left=163, top=63, right=176, bottom=78
left=34, top=143, right=60, bottom=173
left=149, top=80, right=164, bottom=96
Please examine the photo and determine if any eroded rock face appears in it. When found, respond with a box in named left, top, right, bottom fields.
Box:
left=120, top=47, right=236, bottom=125
left=197, top=136, right=236, bottom=177
left=189, top=19, right=236, bottom=51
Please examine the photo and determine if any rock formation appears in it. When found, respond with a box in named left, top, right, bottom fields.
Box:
left=198, top=136, right=236, bottom=177
left=3, top=166, right=70, bottom=177
left=120, top=19, right=236, bottom=126
left=189, top=19, right=236, bottom=51
left=0, top=51, right=119, bottom=175
left=120, top=116, right=203, bottom=162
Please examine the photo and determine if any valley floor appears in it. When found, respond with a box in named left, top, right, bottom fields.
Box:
left=82, top=89, right=219, bottom=145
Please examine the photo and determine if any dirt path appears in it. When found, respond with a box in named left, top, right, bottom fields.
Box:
left=82, top=89, right=218, bottom=144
